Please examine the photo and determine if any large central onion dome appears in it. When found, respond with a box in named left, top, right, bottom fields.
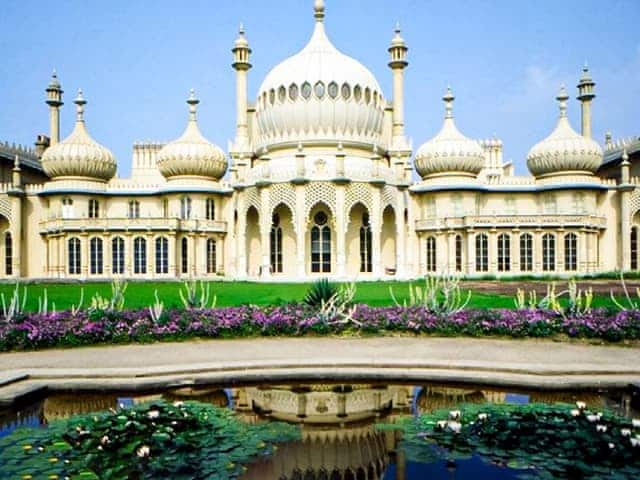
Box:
left=157, top=90, right=227, bottom=181
left=414, top=87, right=485, bottom=179
left=41, top=90, right=117, bottom=182
left=527, top=86, right=602, bottom=178
left=255, top=0, right=385, bottom=148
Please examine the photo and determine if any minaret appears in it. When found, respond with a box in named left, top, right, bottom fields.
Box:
left=576, top=64, right=595, bottom=138
left=45, top=70, right=64, bottom=145
left=231, top=23, right=252, bottom=180
left=388, top=23, right=408, bottom=145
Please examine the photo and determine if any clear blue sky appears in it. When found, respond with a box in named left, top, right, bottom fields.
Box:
left=1, top=0, right=638, bottom=176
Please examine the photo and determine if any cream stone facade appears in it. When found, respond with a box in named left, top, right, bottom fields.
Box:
left=1, top=0, right=639, bottom=281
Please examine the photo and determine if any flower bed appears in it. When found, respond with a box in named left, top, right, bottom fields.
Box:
left=1, top=304, right=639, bottom=351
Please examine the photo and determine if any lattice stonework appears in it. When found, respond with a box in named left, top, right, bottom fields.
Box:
left=630, top=189, right=640, bottom=221
left=0, top=196, right=11, bottom=222
left=269, top=183, right=297, bottom=222
left=241, top=187, right=261, bottom=217
left=304, top=182, right=336, bottom=217
left=345, top=182, right=373, bottom=216
left=381, top=185, right=399, bottom=212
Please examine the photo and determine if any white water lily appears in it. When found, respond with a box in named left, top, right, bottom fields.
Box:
left=447, top=421, right=462, bottom=433
left=575, top=401, right=586, bottom=410
left=449, top=410, right=461, bottom=420
left=632, top=419, right=640, bottom=428
left=586, top=414, right=599, bottom=423
left=100, top=435, right=110, bottom=445
left=596, top=425, right=607, bottom=433
left=621, top=429, right=631, bottom=437
left=136, top=445, right=151, bottom=457
left=631, top=438, right=640, bottom=448
left=173, top=401, right=184, bottom=407
left=436, top=420, right=447, bottom=430
left=608, top=443, right=615, bottom=449
left=570, top=409, right=580, bottom=417
left=477, top=413, right=488, bottom=421
left=147, top=410, right=160, bottom=419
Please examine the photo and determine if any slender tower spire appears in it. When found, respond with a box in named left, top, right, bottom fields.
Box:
left=577, top=63, right=596, bottom=138
left=231, top=23, right=252, bottom=159
left=314, top=0, right=325, bottom=22
left=45, top=70, right=64, bottom=145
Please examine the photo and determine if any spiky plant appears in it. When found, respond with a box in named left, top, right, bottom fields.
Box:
left=303, top=278, right=337, bottom=308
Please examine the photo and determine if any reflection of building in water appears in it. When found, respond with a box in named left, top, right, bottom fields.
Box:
left=415, top=386, right=506, bottom=414
left=43, top=393, right=119, bottom=422
left=236, top=384, right=412, bottom=480
left=163, top=387, right=230, bottom=408
left=0, top=400, right=44, bottom=432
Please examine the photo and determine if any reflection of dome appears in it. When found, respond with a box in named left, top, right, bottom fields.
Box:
left=157, top=90, right=227, bottom=181
left=527, top=86, right=602, bottom=178
left=41, top=90, right=117, bottom=181
left=414, top=87, right=485, bottom=179
left=255, top=1, right=385, bottom=148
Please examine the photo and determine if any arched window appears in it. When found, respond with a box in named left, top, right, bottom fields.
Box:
left=455, top=235, right=462, bottom=272
left=128, top=200, right=140, bottom=219
left=181, top=237, right=188, bottom=274
left=497, top=233, right=511, bottom=272
left=88, top=199, right=100, bottom=219
left=632, top=227, right=638, bottom=270
left=62, top=198, right=74, bottom=219
left=180, top=197, right=192, bottom=220
left=133, top=237, right=146, bottom=274
left=155, top=237, right=168, bottom=274
left=311, top=211, right=331, bottom=273
left=360, top=212, right=372, bottom=273
left=112, top=237, right=125, bottom=275
left=564, top=233, right=577, bottom=271
left=5, top=232, right=12, bottom=276
left=89, top=237, right=103, bottom=275
left=475, top=233, right=488, bottom=272
left=519, top=233, right=533, bottom=272
left=206, top=198, right=215, bottom=221
left=542, top=233, right=555, bottom=272
left=425, top=236, right=436, bottom=272
left=207, top=238, right=217, bottom=274
left=270, top=213, right=283, bottom=273
left=68, top=237, right=81, bottom=275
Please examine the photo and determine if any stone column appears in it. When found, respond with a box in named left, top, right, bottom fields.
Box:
left=9, top=194, right=22, bottom=278
left=620, top=190, right=631, bottom=271
left=488, top=228, right=497, bottom=274
left=466, top=229, right=475, bottom=275
left=447, top=230, right=457, bottom=274
left=395, top=199, right=406, bottom=277
left=335, top=187, right=346, bottom=277
left=237, top=207, right=247, bottom=279
left=371, top=186, right=383, bottom=277
left=259, top=188, right=271, bottom=279
left=534, top=229, right=543, bottom=273
left=579, top=228, right=588, bottom=273
left=512, top=228, right=521, bottom=272
left=169, top=234, right=177, bottom=277
left=557, top=229, right=565, bottom=272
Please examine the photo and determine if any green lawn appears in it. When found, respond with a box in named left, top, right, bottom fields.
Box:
left=0, top=280, right=624, bottom=312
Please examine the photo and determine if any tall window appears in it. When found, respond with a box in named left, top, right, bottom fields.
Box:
left=133, top=237, right=146, bottom=274
left=632, top=227, right=638, bottom=270
left=68, top=237, right=81, bottom=275
left=270, top=213, right=283, bottom=273
left=475, top=233, right=488, bottom=272
left=311, top=211, right=331, bottom=273
left=425, top=236, right=436, bottom=272
left=155, top=237, right=168, bottom=274
left=89, top=237, right=103, bottom=275
left=162, top=199, right=169, bottom=218
left=542, top=233, right=555, bottom=272
left=88, top=199, right=100, bottom=219
left=62, top=198, right=74, bottom=219
left=207, top=239, right=217, bottom=274
left=497, top=233, right=511, bottom=272
left=564, top=233, right=577, bottom=271
left=112, top=237, right=125, bottom=275
left=520, top=233, right=533, bottom=272
left=206, top=198, right=215, bottom=221
left=5, top=232, right=12, bottom=276
left=455, top=235, right=462, bottom=272
left=180, top=197, right=192, bottom=220
left=360, top=212, right=372, bottom=273
left=128, top=200, right=140, bottom=219
left=181, top=237, right=188, bottom=274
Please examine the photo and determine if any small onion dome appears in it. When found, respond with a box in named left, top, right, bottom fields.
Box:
left=234, top=23, right=249, bottom=49
left=41, top=89, right=117, bottom=181
left=414, top=87, right=485, bottom=179
left=157, top=90, right=227, bottom=181
left=527, top=86, right=602, bottom=178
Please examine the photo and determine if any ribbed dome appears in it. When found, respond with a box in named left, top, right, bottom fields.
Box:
left=414, top=88, right=485, bottom=179
left=255, top=0, right=385, bottom=148
left=157, top=90, right=227, bottom=181
left=527, top=87, right=602, bottom=177
left=41, top=90, right=116, bottom=181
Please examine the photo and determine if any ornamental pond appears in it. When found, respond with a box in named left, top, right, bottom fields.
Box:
left=1, top=381, right=638, bottom=479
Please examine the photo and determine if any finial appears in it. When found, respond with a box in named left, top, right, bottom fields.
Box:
left=187, top=88, right=199, bottom=120
left=395, top=22, right=401, bottom=34
left=443, top=86, right=454, bottom=119
left=74, top=88, right=86, bottom=122
left=556, top=85, right=568, bottom=118
left=314, top=0, right=325, bottom=22
left=337, top=141, right=343, bottom=152
left=622, top=148, right=630, bottom=164
left=239, top=23, right=244, bottom=35
left=297, top=141, right=303, bottom=153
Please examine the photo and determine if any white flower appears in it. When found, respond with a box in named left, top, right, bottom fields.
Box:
left=136, top=445, right=151, bottom=457
left=596, top=424, right=607, bottom=433
left=436, top=420, right=447, bottom=430
left=608, top=443, right=615, bottom=449
left=575, top=401, right=586, bottom=410
left=147, top=410, right=160, bottom=419
left=447, top=421, right=462, bottom=433
left=570, top=409, right=580, bottom=417
left=621, top=429, right=631, bottom=437
left=477, top=413, right=488, bottom=421
left=596, top=412, right=603, bottom=420
left=97, top=445, right=103, bottom=451
left=173, top=401, right=184, bottom=407
left=632, top=419, right=640, bottom=428
left=630, top=438, right=640, bottom=448
left=449, top=410, right=461, bottom=420
left=586, top=414, right=599, bottom=423
left=100, top=435, right=110, bottom=445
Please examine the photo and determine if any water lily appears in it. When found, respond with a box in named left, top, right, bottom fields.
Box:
left=632, top=419, right=640, bottom=428
left=586, top=414, right=599, bottom=423
left=621, top=428, right=631, bottom=437
left=100, top=435, right=110, bottom=445
left=575, top=401, right=586, bottom=410
left=477, top=413, right=488, bottom=421
left=436, top=420, right=447, bottom=430
left=630, top=438, right=640, bottom=447
left=596, top=425, right=607, bottom=433
left=147, top=410, right=160, bottom=419
left=570, top=409, right=580, bottom=417
left=447, top=421, right=462, bottom=433
left=449, top=410, right=461, bottom=420
left=173, top=401, right=184, bottom=407
left=136, top=445, right=151, bottom=457
left=608, top=442, right=615, bottom=449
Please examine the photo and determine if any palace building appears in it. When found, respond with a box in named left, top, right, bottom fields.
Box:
left=0, top=0, right=638, bottom=281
